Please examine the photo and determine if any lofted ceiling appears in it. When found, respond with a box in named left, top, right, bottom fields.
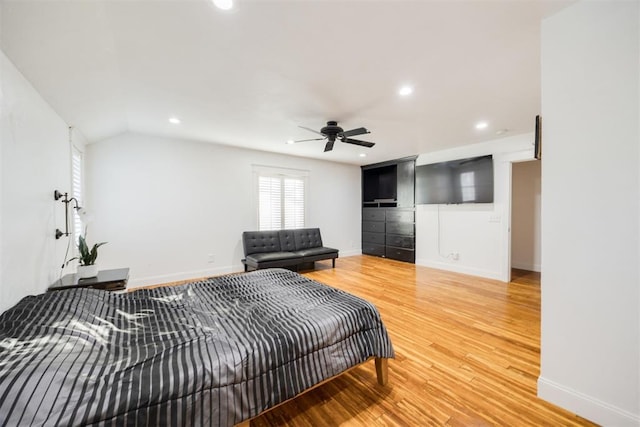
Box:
left=0, top=0, right=571, bottom=165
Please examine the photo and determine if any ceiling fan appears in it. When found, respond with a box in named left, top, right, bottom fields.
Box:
left=294, top=121, right=375, bottom=152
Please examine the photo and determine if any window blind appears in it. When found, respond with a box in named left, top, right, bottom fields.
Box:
left=257, top=172, right=306, bottom=231
left=283, top=178, right=304, bottom=229
left=71, top=147, right=83, bottom=242
left=258, top=176, right=282, bottom=231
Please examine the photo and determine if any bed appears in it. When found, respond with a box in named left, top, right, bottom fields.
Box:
left=0, top=268, right=394, bottom=426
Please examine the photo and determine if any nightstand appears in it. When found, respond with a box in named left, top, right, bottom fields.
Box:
left=48, top=268, right=130, bottom=292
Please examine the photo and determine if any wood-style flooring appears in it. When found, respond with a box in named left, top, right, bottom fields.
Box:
left=148, top=256, right=596, bottom=426
left=253, top=256, right=596, bottom=426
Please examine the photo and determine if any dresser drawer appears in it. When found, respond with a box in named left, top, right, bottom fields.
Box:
left=385, top=222, right=414, bottom=236
left=362, top=208, right=386, bottom=222
left=385, top=209, right=414, bottom=222
left=385, top=247, right=415, bottom=263
left=363, top=221, right=385, bottom=233
left=386, top=234, right=415, bottom=249
left=363, top=232, right=385, bottom=245
left=363, top=243, right=385, bottom=257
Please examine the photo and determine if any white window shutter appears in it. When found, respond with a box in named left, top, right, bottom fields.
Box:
left=258, top=176, right=282, bottom=231
left=256, top=169, right=306, bottom=231
left=71, top=147, right=84, bottom=241
left=284, top=178, right=304, bottom=229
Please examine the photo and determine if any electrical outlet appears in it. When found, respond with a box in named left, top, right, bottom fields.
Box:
left=207, top=254, right=215, bottom=263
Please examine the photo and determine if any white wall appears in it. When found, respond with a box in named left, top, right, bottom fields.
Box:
left=415, top=133, right=535, bottom=282
left=85, top=133, right=362, bottom=288
left=0, top=50, right=75, bottom=313
left=511, top=160, right=541, bottom=272
left=539, top=1, right=639, bottom=425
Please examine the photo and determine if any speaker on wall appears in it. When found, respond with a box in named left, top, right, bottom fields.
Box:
left=534, top=115, right=542, bottom=160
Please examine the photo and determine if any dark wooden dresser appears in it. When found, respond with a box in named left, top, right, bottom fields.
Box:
left=361, top=156, right=416, bottom=263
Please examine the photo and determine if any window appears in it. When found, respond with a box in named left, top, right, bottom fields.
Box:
left=255, top=166, right=307, bottom=231
left=71, top=146, right=84, bottom=242
left=283, top=178, right=304, bottom=229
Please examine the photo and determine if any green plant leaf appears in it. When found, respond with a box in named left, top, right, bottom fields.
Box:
left=78, top=235, right=90, bottom=263
left=87, top=242, right=107, bottom=265
left=75, top=234, right=107, bottom=266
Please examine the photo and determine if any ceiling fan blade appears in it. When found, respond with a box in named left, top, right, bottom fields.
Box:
left=294, top=137, right=325, bottom=143
left=324, top=139, right=335, bottom=152
left=340, top=127, right=370, bottom=138
left=299, top=126, right=324, bottom=136
left=342, top=137, right=375, bottom=148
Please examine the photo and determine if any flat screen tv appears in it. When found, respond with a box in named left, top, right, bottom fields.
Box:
left=416, top=155, right=494, bottom=204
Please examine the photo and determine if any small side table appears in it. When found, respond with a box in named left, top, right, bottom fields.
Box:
left=48, top=268, right=130, bottom=292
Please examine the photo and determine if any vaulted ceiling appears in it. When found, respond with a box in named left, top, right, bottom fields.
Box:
left=0, top=0, right=571, bottom=164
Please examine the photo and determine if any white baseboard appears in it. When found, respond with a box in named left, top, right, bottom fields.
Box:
left=415, top=258, right=502, bottom=281
left=538, top=376, right=640, bottom=426
left=127, top=254, right=356, bottom=289
left=511, top=261, right=542, bottom=272
left=127, top=265, right=240, bottom=289
left=339, top=249, right=362, bottom=257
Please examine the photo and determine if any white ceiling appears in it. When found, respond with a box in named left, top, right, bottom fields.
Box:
left=0, top=0, right=571, bottom=165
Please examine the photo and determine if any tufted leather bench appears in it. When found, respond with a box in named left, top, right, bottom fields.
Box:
left=242, top=228, right=339, bottom=272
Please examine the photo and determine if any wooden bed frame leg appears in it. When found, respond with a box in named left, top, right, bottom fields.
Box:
left=375, top=357, right=389, bottom=386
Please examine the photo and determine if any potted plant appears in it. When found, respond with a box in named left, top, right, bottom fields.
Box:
left=69, top=234, right=107, bottom=279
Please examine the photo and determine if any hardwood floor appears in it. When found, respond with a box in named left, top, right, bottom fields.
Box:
left=145, top=256, right=595, bottom=426
left=243, top=256, right=596, bottom=426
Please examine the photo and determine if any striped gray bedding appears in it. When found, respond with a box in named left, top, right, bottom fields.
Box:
left=0, top=268, right=394, bottom=426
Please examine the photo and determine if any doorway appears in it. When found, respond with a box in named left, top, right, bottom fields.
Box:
left=511, top=160, right=541, bottom=278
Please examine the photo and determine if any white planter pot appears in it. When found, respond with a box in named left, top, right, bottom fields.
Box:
left=77, top=265, right=98, bottom=279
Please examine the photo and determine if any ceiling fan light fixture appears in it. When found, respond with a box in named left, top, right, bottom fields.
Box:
left=297, top=121, right=375, bottom=152
left=212, top=0, right=233, bottom=10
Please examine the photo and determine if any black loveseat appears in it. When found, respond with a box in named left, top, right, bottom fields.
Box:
left=242, top=228, right=339, bottom=272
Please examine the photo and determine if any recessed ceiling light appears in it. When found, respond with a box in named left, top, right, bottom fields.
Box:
left=212, top=0, right=233, bottom=10
left=398, top=85, right=413, bottom=97
left=359, top=153, right=367, bottom=157
left=169, top=117, right=181, bottom=124
left=286, top=140, right=295, bottom=145
left=475, top=121, right=488, bottom=130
